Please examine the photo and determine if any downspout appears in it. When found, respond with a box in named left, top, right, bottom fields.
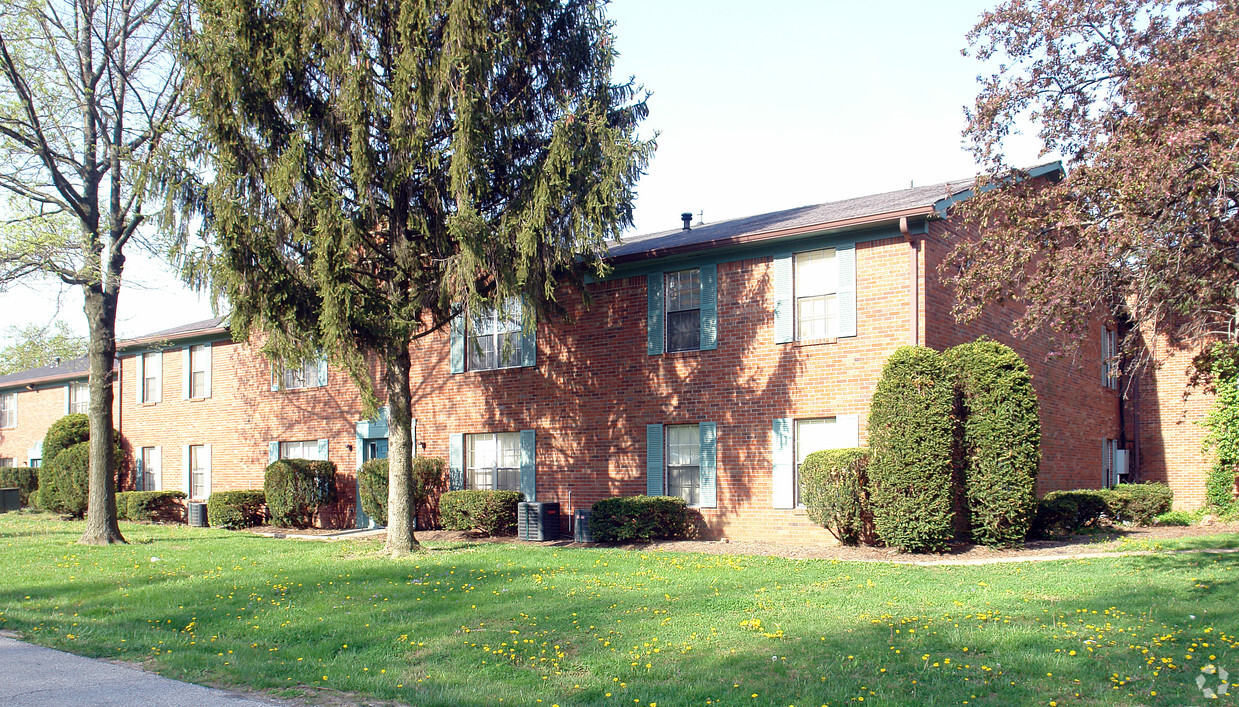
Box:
left=901, top=217, right=919, bottom=346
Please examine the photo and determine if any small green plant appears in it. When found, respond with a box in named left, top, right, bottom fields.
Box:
left=1103, top=482, right=1173, bottom=525
left=264, top=459, right=338, bottom=528
left=0, top=467, right=39, bottom=507
left=207, top=490, right=266, bottom=529
left=439, top=490, right=523, bottom=535
left=588, top=496, right=689, bottom=542
left=1155, top=509, right=1197, bottom=527
left=799, top=449, right=871, bottom=545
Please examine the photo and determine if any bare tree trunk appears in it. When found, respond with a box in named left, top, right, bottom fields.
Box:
left=383, top=342, right=419, bottom=555
left=79, top=287, right=125, bottom=545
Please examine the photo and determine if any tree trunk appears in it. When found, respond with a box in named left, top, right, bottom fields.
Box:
left=79, top=287, right=125, bottom=545
left=383, top=341, right=419, bottom=555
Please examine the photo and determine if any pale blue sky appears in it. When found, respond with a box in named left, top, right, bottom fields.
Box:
left=0, top=0, right=1046, bottom=347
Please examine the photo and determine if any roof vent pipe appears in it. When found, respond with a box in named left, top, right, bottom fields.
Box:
left=681, top=212, right=693, bottom=231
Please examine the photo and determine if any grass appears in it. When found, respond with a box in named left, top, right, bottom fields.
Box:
left=1, top=512, right=1238, bottom=706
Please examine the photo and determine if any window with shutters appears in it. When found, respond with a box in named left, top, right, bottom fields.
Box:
left=281, top=358, right=321, bottom=390
left=68, top=381, right=89, bottom=414
left=666, top=424, right=701, bottom=505
left=665, top=269, right=701, bottom=352
left=279, top=440, right=324, bottom=460
left=795, top=417, right=837, bottom=506
left=142, top=352, right=160, bottom=402
left=795, top=248, right=838, bottom=340
left=189, top=344, right=209, bottom=398
left=467, top=432, right=520, bottom=491
left=188, top=445, right=208, bottom=499
left=468, top=298, right=523, bottom=371
left=0, top=392, right=15, bottom=428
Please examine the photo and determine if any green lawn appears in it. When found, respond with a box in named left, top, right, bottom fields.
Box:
left=1, top=513, right=1237, bottom=706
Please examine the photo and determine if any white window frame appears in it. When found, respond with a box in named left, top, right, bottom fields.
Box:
left=281, top=358, right=320, bottom=390
left=279, top=440, right=325, bottom=460
left=185, top=444, right=211, bottom=500
left=468, top=298, right=523, bottom=372
left=665, top=424, right=701, bottom=506
left=187, top=343, right=211, bottom=399
left=141, top=351, right=162, bottom=403
left=68, top=380, right=89, bottom=415
left=140, top=446, right=161, bottom=491
left=794, top=248, right=839, bottom=341
left=0, top=392, right=15, bottom=428
left=794, top=417, right=838, bottom=507
left=466, top=432, right=520, bottom=491
left=664, top=268, right=702, bottom=353
left=1102, top=327, right=1119, bottom=389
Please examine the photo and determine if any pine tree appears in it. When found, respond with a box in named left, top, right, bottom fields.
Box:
left=182, top=0, right=652, bottom=555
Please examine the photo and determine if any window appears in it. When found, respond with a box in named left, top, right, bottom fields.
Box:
left=141, top=351, right=160, bottom=402
left=188, top=344, right=209, bottom=398
left=795, top=417, right=836, bottom=506
left=665, top=269, right=701, bottom=352
left=139, top=447, right=159, bottom=491
left=68, top=381, right=89, bottom=414
left=0, top=392, right=14, bottom=428
left=281, top=358, right=320, bottom=390
left=795, top=248, right=838, bottom=340
left=279, top=440, right=324, bottom=460
left=0, top=458, right=12, bottom=468
left=665, top=424, right=701, bottom=505
left=467, top=432, right=520, bottom=491
left=1102, top=327, right=1119, bottom=389
left=189, top=445, right=208, bottom=499
left=468, top=298, right=523, bottom=371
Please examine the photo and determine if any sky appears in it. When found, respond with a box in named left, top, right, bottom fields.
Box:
left=0, top=0, right=1049, bottom=349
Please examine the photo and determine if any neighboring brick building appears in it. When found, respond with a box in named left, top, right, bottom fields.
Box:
left=0, top=162, right=1212, bottom=537
left=0, top=357, right=106, bottom=469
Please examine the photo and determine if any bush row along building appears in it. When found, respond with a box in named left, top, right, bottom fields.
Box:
left=0, top=163, right=1215, bottom=541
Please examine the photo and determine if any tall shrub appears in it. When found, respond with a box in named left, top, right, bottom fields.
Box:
left=264, top=459, right=338, bottom=528
left=358, top=456, right=446, bottom=527
left=36, top=414, right=123, bottom=512
left=799, top=449, right=872, bottom=545
left=1203, top=344, right=1239, bottom=507
left=867, top=346, right=957, bottom=552
left=50, top=442, right=91, bottom=518
left=945, top=338, right=1041, bottom=547
left=0, top=467, right=39, bottom=507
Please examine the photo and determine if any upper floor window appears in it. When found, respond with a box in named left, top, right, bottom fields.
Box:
left=665, top=269, right=702, bottom=352
left=68, top=381, right=89, bottom=414
left=0, top=392, right=15, bottom=428
left=188, top=344, right=209, bottom=398
left=279, top=356, right=325, bottom=390
left=1102, top=327, right=1119, bottom=389
left=469, top=298, right=523, bottom=371
left=795, top=248, right=838, bottom=340
left=141, top=351, right=161, bottom=403
left=467, top=432, right=520, bottom=491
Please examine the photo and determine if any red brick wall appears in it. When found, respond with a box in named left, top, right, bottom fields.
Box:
left=921, top=219, right=1121, bottom=495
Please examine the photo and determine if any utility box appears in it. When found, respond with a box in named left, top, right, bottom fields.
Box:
left=573, top=509, right=594, bottom=543
left=518, top=502, right=560, bottom=542
left=0, top=488, right=19, bottom=513
left=187, top=501, right=209, bottom=527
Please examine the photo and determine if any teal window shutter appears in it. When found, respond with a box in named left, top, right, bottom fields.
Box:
left=646, top=272, right=664, bottom=356
left=700, top=264, right=718, bottom=351
left=449, top=433, right=465, bottom=490
left=136, top=353, right=145, bottom=402
left=837, top=244, right=857, bottom=337
left=521, top=314, right=536, bottom=368
left=317, top=438, right=329, bottom=460
left=270, top=366, right=280, bottom=392
left=268, top=441, right=279, bottom=465
left=773, top=255, right=793, bottom=343
left=519, top=429, right=536, bottom=501
left=450, top=311, right=466, bottom=374
left=699, top=422, right=717, bottom=508
left=646, top=424, right=664, bottom=496
left=64, top=383, right=70, bottom=414
left=317, top=356, right=329, bottom=387
left=771, top=418, right=794, bottom=508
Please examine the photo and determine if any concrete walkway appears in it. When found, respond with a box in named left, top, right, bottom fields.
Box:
left=0, top=635, right=283, bottom=706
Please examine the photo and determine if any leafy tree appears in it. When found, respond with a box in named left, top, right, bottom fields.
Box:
left=183, top=0, right=652, bottom=554
left=0, top=321, right=87, bottom=375
left=946, top=0, right=1238, bottom=365
left=0, top=0, right=191, bottom=544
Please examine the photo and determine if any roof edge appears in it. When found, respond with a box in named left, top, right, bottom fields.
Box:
left=118, top=325, right=230, bottom=351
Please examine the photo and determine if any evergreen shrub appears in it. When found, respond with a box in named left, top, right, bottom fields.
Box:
left=357, top=456, right=446, bottom=527
left=1031, top=490, right=1110, bottom=536
left=439, top=490, right=523, bottom=535
left=0, top=467, right=38, bottom=507
left=207, top=490, right=266, bottom=529
left=945, top=338, right=1041, bottom=547
left=588, top=496, right=689, bottom=542
left=264, top=459, right=337, bottom=528
left=799, top=449, right=871, bottom=545
left=50, top=442, right=91, bottom=518
left=36, top=414, right=124, bottom=513
left=1103, top=482, right=1173, bottom=525
left=867, top=346, right=957, bottom=552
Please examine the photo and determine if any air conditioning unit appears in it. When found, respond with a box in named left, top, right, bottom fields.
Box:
left=518, top=502, right=560, bottom=542
left=573, top=509, right=594, bottom=543
left=187, top=501, right=209, bottom=527
left=0, top=487, right=19, bottom=513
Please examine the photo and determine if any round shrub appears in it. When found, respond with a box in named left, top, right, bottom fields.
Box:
left=867, top=346, right=958, bottom=552
left=50, top=441, right=91, bottom=518
left=0, top=467, right=39, bottom=507
left=208, top=490, right=266, bottom=529
left=588, top=495, right=689, bottom=542
left=264, top=459, right=338, bottom=528
left=439, top=490, right=523, bottom=535
left=357, top=456, right=446, bottom=527
left=799, top=449, right=872, bottom=545
left=37, top=414, right=124, bottom=513
left=1030, top=490, right=1110, bottom=537
left=1103, top=482, right=1173, bottom=525
left=945, top=338, right=1040, bottom=547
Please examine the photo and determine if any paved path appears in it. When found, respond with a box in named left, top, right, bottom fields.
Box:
left=0, top=635, right=283, bottom=706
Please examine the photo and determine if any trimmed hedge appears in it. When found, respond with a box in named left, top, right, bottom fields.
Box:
left=357, top=456, right=446, bottom=527
left=440, top=490, right=523, bottom=535
left=1031, top=490, right=1110, bottom=536
left=0, top=467, right=38, bottom=507
left=588, top=495, right=689, bottom=542
left=116, top=491, right=187, bottom=522
left=799, top=449, right=871, bottom=545
left=208, top=490, right=266, bottom=529
left=35, top=414, right=124, bottom=513
left=1103, top=482, right=1173, bottom=525
left=264, top=459, right=338, bottom=528
left=945, top=338, right=1041, bottom=548
left=867, top=346, right=958, bottom=552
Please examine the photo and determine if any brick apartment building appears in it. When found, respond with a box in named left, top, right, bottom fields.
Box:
left=0, top=162, right=1212, bottom=540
